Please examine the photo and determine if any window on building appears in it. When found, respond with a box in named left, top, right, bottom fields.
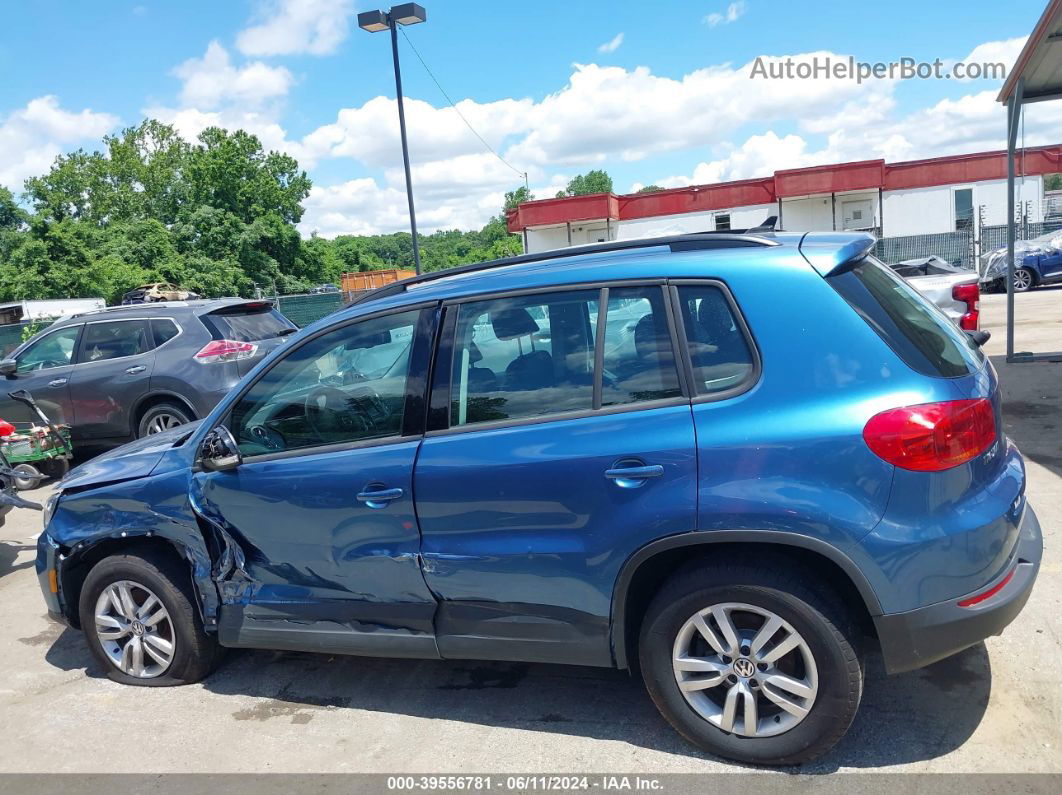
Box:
left=954, top=188, right=974, bottom=231
left=715, top=213, right=731, bottom=231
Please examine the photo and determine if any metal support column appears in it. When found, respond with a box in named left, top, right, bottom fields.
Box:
left=1005, top=80, right=1023, bottom=362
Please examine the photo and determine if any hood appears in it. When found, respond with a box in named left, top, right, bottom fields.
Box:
left=59, top=420, right=203, bottom=491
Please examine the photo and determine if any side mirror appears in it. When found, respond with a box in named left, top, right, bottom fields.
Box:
left=965, top=330, right=991, bottom=347
left=199, top=425, right=242, bottom=472
left=0, top=359, right=16, bottom=377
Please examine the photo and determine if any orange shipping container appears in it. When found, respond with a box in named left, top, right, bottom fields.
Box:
left=341, top=269, right=417, bottom=293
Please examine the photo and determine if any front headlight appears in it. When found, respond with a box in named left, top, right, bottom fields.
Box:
left=42, top=491, right=60, bottom=530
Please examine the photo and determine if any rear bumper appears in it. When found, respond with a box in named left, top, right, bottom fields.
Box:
left=874, top=503, right=1042, bottom=674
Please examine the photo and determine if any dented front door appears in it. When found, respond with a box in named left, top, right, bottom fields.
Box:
left=190, top=306, right=440, bottom=657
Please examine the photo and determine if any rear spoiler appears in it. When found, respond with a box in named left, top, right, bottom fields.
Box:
left=204, top=300, right=276, bottom=315
left=798, top=232, right=877, bottom=278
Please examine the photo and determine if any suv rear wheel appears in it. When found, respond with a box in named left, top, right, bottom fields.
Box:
left=639, top=561, right=863, bottom=765
left=78, top=549, right=221, bottom=686
left=137, top=402, right=193, bottom=437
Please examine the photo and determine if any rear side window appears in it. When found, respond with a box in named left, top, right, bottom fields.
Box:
left=151, top=318, right=180, bottom=347
left=79, top=320, right=151, bottom=362
left=600, top=287, right=682, bottom=407
left=828, top=256, right=982, bottom=378
left=675, top=285, right=756, bottom=396
left=449, top=290, right=598, bottom=427
left=201, top=306, right=293, bottom=342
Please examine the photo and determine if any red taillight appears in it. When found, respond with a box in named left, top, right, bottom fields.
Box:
left=953, top=282, right=980, bottom=331
left=194, top=339, right=258, bottom=364
left=863, top=398, right=996, bottom=472
left=957, top=568, right=1015, bottom=608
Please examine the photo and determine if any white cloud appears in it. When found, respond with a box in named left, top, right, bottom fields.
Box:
left=597, top=33, right=624, bottom=54
left=174, top=41, right=294, bottom=110
left=953, top=36, right=1026, bottom=82
left=0, top=96, right=118, bottom=189
left=705, top=2, right=747, bottom=28
left=236, top=0, right=354, bottom=57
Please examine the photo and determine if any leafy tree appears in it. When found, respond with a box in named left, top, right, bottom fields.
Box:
left=636, top=185, right=664, bottom=193
left=555, top=170, right=613, bottom=198
left=504, top=185, right=533, bottom=210
left=1, top=118, right=528, bottom=306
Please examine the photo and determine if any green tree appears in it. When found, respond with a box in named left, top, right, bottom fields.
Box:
left=504, top=185, right=533, bottom=210
left=555, top=169, right=613, bottom=198
left=636, top=185, right=664, bottom=193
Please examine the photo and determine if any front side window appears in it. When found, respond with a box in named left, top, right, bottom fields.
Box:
left=450, top=291, right=598, bottom=427
left=79, top=320, right=152, bottom=363
left=16, top=325, right=81, bottom=372
left=676, top=285, right=756, bottom=396
left=230, top=310, right=420, bottom=456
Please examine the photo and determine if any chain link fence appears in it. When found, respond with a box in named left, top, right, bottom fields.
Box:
left=875, top=231, right=976, bottom=269
left=273, top=292, right=345, bottom=327
left=874, top=219, right=1062, bottom=272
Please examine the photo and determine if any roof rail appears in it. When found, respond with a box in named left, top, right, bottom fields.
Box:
left=347, top=232, right=779, bottom=308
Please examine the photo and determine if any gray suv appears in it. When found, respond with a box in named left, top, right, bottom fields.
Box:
left=0, top=299, right=296, bottom=444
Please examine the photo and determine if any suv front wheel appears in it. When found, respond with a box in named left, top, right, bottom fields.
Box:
left=78, top=549, right=220, bottom=686
left=639, top=560, right=863, bottom=765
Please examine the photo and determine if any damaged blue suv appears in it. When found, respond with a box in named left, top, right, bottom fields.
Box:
left=36, top=232, right=1041, bottom=765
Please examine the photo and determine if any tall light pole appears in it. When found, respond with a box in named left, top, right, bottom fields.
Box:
left=358, top=4, right=427, bottom=275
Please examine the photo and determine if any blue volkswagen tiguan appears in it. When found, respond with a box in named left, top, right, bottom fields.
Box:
left=35, top=231, right=1041, bottom=765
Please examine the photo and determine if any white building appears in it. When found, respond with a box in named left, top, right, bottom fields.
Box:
left=507, top=146, right=1059, bottom=254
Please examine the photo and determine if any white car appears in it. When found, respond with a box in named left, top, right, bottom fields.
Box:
left=890, top=256, right=981, bottom=331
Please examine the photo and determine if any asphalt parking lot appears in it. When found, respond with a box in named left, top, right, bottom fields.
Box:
left=0, top=289, right=1059, bottom=775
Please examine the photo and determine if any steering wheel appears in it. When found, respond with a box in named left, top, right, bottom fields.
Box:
left=304, top=385, right=377, bottom=440
left=22, top=359, right=67, bottom=372
left=247, top=424, right=284, bottom=451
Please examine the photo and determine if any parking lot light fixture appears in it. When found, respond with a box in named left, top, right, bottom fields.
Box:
left=357, top=4, right=428, bottom=275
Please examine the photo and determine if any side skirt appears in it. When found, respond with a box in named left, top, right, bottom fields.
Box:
left=218, top=605, right=441, bottom=659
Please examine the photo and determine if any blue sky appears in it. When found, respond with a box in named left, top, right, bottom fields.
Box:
left=0, top=0, right=1056, bottom=236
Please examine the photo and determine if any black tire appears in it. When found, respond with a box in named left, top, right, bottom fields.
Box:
left=639, top=559, right=863, bottom=766
left=12, top=463, right=42, bottom=491
left=137, top=402, right=193, bottom=438
left=1013, top=267, right=1035, bottom=292
left=78, top=548, right=221, bottom=686
left=40, top=457, right=71, bottom=480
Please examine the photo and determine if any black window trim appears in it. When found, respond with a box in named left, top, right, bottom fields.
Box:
left=666, top=278, right=763, bottom=405
left=198, top=300, right=440, bottom=468
left=425, top=279, right=694, bottom=439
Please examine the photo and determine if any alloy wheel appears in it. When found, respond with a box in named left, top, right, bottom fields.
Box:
left=146, top=412, right=185, bottom=435
left=672, top=602, right=818, bottom=738
left=93, top=580, right=176, bottom=678
left=1014, top=269, right=1033, bottom=291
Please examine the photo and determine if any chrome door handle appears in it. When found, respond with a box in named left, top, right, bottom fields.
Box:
left=604, top=464, right=663, bottom=489
left=356, top=487, right=404, bottom=508
left=48, top=378, right=67, bottom=387
left=125, top=365, right=146, bottom=374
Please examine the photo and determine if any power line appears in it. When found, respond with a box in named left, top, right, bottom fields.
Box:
left=398, top=27, right=528, bottom=189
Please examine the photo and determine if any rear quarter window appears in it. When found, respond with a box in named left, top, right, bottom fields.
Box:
left=200, top=307, right=293, bottom=342
left=827, top=256, right=983, bottom=378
